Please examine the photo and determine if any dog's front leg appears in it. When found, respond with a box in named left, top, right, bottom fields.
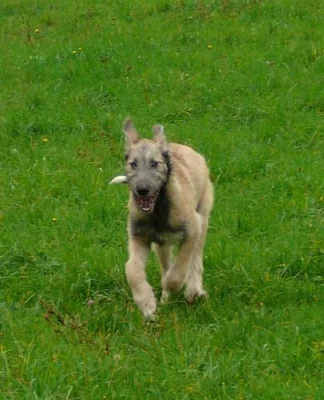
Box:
left=155, top=244, right=172, bottom=303
left=125, top=236, right=156, bottom=319
left=162, top=214, right=201, bottom=293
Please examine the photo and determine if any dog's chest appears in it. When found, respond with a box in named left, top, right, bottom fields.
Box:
left=153, top=229, right=185, bottom=245
left=131, top=218, right=185, bottom=245
left=130, top=188, right=186, bottom=245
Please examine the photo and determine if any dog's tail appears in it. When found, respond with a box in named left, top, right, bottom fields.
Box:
left=110, top=175, right=128, bottom=184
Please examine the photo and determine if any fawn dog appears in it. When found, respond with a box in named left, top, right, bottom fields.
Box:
left=111, top=119, right=213, bottom=319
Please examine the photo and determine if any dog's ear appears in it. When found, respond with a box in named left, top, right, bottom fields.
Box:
left=152, top=124, right=167, bottom=152
left=123, top=118, right=139, bottom=152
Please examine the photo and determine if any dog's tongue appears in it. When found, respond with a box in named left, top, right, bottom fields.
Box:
left=138, top=197, right=153, bottom=212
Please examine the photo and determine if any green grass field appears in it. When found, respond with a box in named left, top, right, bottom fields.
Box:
left=1, top=0, right=323, bottom=398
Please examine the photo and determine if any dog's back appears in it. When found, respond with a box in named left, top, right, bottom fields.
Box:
left=165, top=143, right=213, bottom=226
left=169, top=143, right=211, bottom=200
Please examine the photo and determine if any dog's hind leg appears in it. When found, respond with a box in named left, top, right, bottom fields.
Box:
left=162, top=213, right=201, bottom=293
left=185, top=180, right=213, bottom=302
left=125, top=236, right=156, bottom=319
left=184, top=217, right=208, bottom=302
left=155, top=244, right=172, bottom=303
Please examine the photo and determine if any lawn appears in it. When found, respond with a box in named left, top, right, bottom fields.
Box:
left=0, top=0, right=323, bottom=399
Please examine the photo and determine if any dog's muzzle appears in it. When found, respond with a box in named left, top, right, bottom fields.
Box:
left=134, top=189, right=159, bottom=213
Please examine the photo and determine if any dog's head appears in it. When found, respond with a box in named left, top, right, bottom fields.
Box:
left=123, top=119, right=170, bottom=213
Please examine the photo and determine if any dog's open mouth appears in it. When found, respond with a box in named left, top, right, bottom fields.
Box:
left=134, top=192, right=159, bottom=213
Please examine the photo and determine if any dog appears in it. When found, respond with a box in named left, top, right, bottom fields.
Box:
left=111, top=119, right=214, bottom=319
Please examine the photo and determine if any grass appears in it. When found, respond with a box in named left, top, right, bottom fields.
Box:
left=0, top=0, right=323, bottom=398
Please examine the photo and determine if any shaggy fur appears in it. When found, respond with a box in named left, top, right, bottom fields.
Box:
left=112, top=119, right=214, bottom=319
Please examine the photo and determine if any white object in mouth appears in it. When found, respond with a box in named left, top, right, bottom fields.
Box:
left=110, top=175, right=127, bottom=184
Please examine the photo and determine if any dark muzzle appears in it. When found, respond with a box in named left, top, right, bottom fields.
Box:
left=134, top=186, right=159, bottom=213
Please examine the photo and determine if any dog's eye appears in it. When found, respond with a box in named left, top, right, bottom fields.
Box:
left=130, top=160, right=138, bottom=169
left=150, top=160, right=158, bottom=168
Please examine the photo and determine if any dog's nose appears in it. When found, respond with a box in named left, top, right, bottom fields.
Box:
left=136, top=187, right=150, bottom=197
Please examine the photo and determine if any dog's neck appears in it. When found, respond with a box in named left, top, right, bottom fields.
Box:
left=148, top=152, right=172, bottom=227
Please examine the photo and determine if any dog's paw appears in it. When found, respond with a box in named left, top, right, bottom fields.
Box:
left=184, top=288, right=208, bottom=304
left=143, top=309, right=156, bottom=322
left=163, top=271, right=185, bottom=292
left=135, top=295, right=157, bottom=320
left=160, top=289, right=170, bottom=304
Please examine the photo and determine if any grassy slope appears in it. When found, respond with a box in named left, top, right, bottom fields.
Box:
left=0, top=0, right=323, bottom=398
